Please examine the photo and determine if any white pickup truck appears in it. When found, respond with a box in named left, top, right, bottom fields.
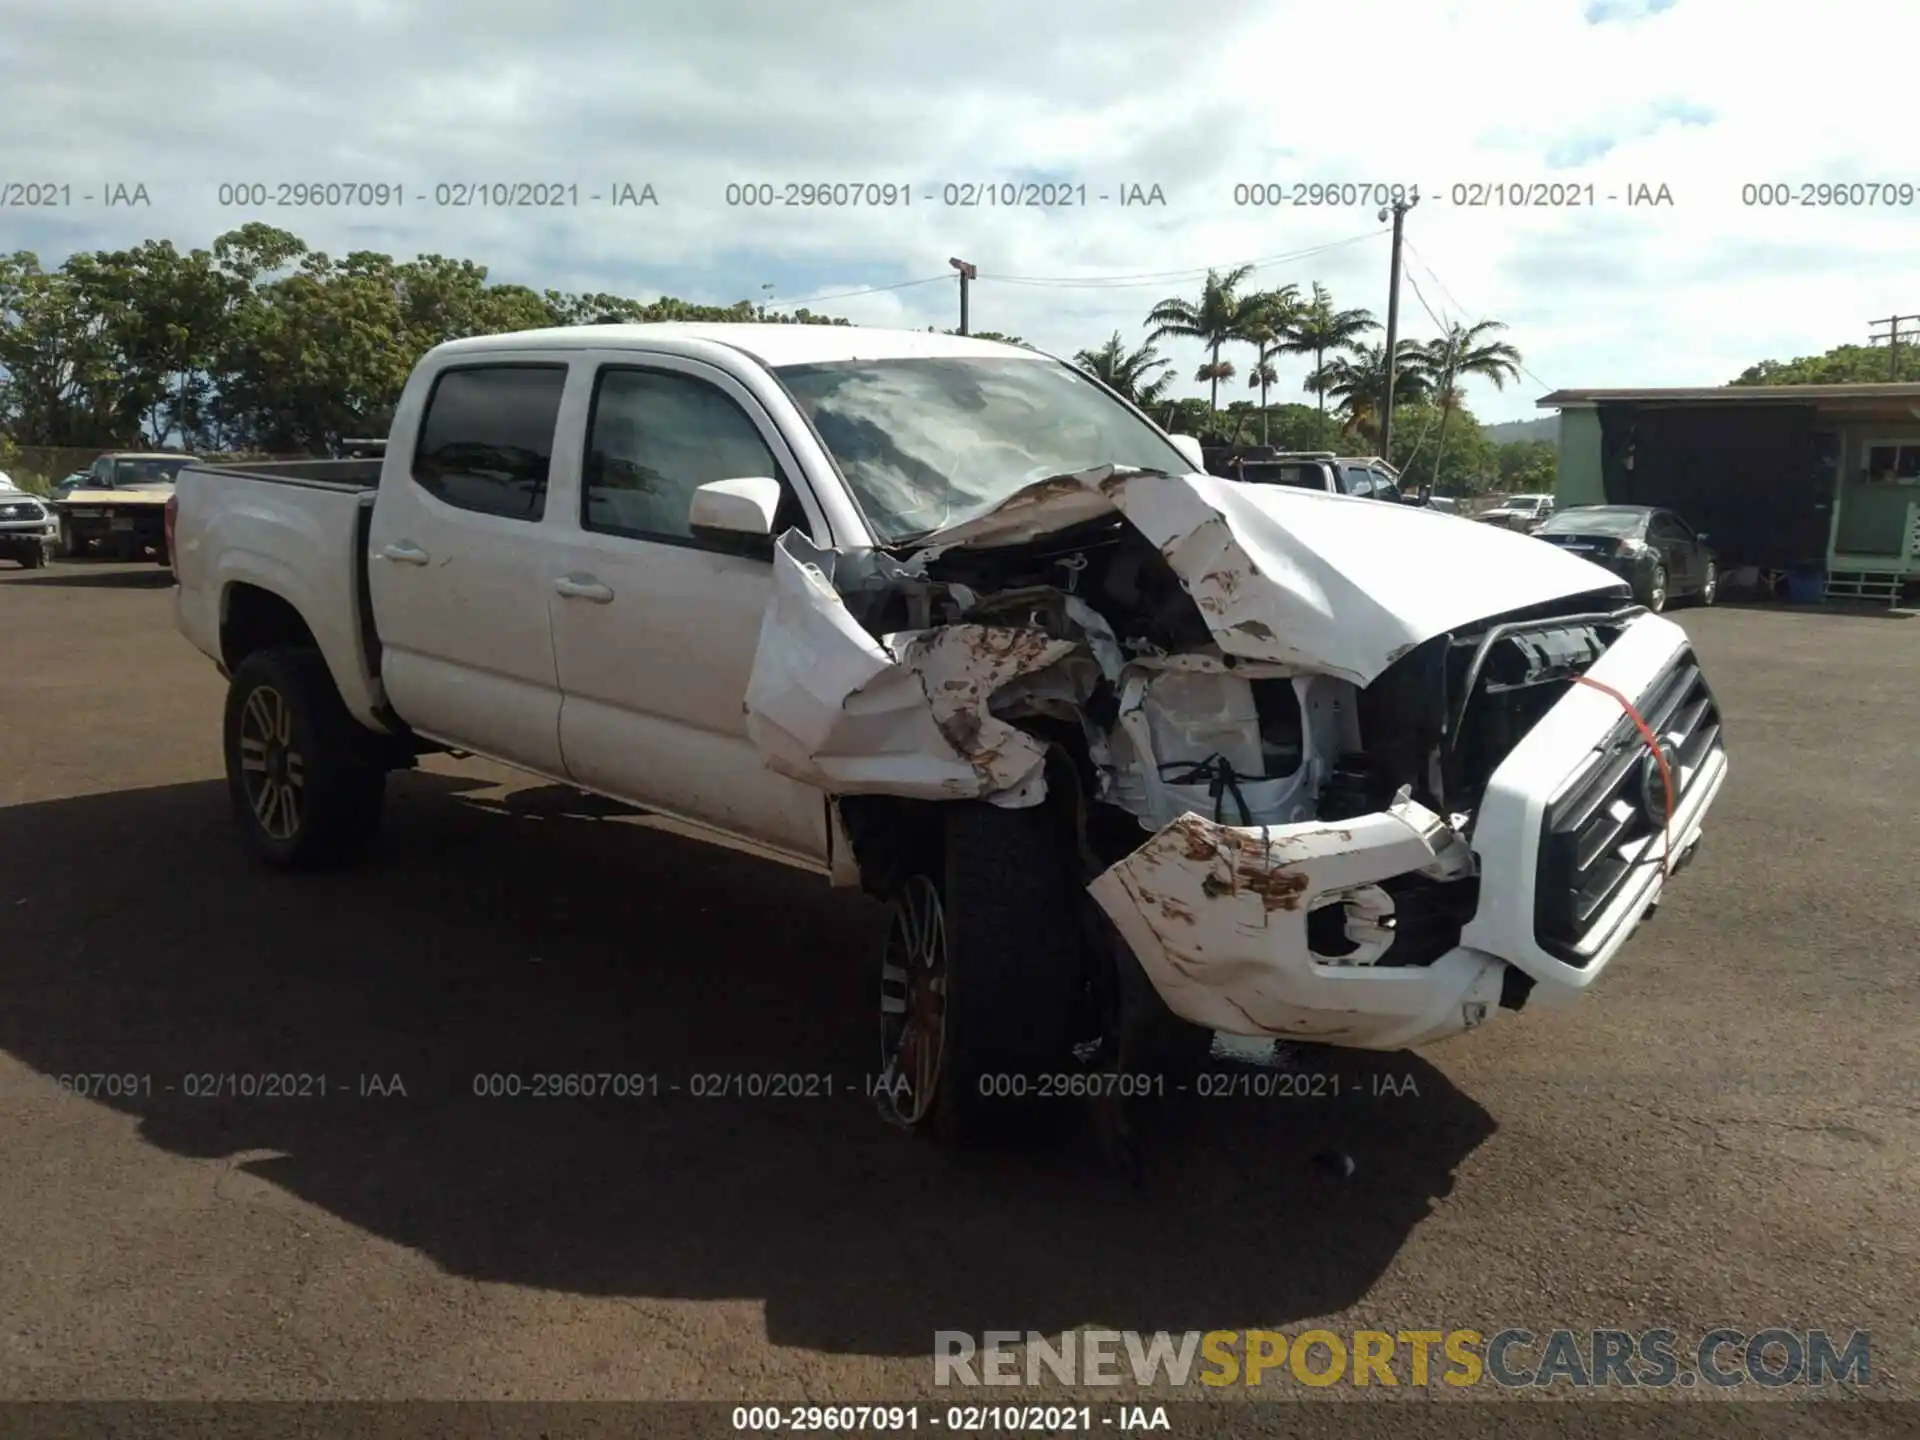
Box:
left=172, top=324, right=1729, bottom=1141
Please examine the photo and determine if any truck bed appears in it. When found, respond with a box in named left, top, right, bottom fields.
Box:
left=184, top=458, right=385, bottom=490
left=171, top=459, right=388, bottom=729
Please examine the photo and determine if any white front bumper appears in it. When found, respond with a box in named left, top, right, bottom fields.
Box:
left=1088, top=612, right=1726, bottom=1050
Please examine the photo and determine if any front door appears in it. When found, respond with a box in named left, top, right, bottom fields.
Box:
left=366, top=360, right=572, bottom=774
left=547, top=355, right=832, bottom=865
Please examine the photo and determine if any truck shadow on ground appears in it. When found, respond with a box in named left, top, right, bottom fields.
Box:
left=7, top=564, right=174, bottom=589
left=0, top=772, right=1496, bottom=1357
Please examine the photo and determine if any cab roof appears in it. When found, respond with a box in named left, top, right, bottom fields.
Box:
left=429, top=323, right=1043, bottom=368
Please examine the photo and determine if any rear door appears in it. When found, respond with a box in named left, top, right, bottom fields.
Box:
left=547, top=352, right=833, bottom=865
left=366, top=358, right=573, bottom=774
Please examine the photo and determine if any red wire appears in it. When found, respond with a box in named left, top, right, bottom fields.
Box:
left=1573, top=673, right=1675, bottom=879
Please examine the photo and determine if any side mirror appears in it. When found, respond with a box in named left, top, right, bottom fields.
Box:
left=688, top=476, right=781, bottom=537
left=1166, top=434, right=1206, bottom=473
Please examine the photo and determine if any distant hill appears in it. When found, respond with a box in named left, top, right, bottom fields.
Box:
left=1485, top=416, right=1558, bottom=446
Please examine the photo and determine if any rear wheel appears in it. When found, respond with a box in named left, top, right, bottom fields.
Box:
left=223, top=648, right=386, bottom=871
left=873, top=799, right=1085, bottom=1141
left=58, top=518, right=82, bottom=559
left=1696, top=561, right=1717, bottom=606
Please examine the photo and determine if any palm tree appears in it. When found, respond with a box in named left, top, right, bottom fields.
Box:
left=1322, top=340, right=1432, bottom=445
left=1240, top=286, right=1300, bottom=444
left=1424, top=320, right=1523, bottom=482
left=1274, top=282, right=1379, bottom=428
left=1074, top=331, right=1173, bottom=407
left=1143, top=265, right=1269, bottom=415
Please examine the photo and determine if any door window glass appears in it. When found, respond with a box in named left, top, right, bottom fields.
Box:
left=412, top=365, right=567, bottom=521
left=583, top=367, right=799, bottom=545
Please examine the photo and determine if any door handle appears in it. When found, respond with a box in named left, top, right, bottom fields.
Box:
left=380, top=541, right=429, bottom=565
left=554, top=574, right=614, bottom=603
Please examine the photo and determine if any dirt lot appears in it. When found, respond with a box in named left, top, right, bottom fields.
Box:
left=1, top=560, right=1916, bottom=1416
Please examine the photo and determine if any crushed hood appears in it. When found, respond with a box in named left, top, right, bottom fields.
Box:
left=743, top=465, right=1627, bottom=808
left=910, top=466, right=1627, bottom=687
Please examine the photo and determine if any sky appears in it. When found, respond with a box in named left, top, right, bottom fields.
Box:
left=2, top=0, right=1916, bottom=423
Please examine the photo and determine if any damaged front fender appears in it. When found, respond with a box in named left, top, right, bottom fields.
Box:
left=742, top=532, right=1081, bottom=806
left=1087, top=795, right=1500, bottom=1043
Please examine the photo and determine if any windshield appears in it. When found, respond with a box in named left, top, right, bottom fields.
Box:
left=111, top=458, right=191, bottom=486
left=774, top=356, right=1191, bottom=543
left=1540, top=508, right=1643, bottom=537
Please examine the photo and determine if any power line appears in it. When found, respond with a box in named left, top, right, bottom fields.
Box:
left=1403, top=239, right=1556, bottom=394
left=1403, top=240, right=1472, bottom=321
left=768, top=274, right=952, bottom=306
left=769, top=230, right=1389, bottom=311
left=1403, top=268, right=1451, bottom=333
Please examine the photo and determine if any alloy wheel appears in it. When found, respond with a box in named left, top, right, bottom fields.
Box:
left=237, top=685, right=305, bottom=841
left=877, top=875, right=948, bottom=1128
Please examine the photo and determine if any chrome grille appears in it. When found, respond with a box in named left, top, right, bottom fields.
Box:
left=1534, top=648, right=1723, bottom=962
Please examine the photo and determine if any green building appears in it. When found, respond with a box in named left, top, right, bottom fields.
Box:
left=1538, top=384, right=1920, bottom=602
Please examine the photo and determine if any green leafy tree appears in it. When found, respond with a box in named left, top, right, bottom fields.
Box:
left=1421, top=320, right=1523, bottom=484
left=0, top=227, right=857, bottom=454
left=1733, top=342, right=1920, bottom=384
left=1074, top=330, right=1173, bottom=406
left=1274, top=282, right=1378, bottom=424
left=1240, top=285, right=1301, bottom=444
left=1320, top=339, right=1432, bottom=445
left=1497, top=439, right=1558, bottom=492
left=1143, top=264, right=1270, bottom=414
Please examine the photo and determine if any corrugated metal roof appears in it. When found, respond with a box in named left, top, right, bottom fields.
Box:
left=1538, top=383, right=1920, bottom=407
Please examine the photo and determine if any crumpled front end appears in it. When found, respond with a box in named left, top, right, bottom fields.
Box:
left=1086, top=797, right=1510, bottom=1048
left=743, top=465, right=1722, bottom=1049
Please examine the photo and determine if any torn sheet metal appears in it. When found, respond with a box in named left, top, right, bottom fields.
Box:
left=913, top=466, right=1626, bottom=688
left=1086, top=795, right=1481, bottom=1039
left=743, top=536, right=1079, bottom=805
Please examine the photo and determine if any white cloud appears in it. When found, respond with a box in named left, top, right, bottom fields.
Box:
left=3, top=0, right=1917, bottom=420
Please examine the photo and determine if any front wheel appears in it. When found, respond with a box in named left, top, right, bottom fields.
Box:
left=223, top=648, right=386, bottom=871
left=1641, top=564, right=1668, bottom=613
left=873, top=800, right=1085, bottom=1141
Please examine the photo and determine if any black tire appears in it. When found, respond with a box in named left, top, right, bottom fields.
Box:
left=1695, top=561, right=1717, bottom=607
left=874, top=799, right=1085, bottom=1142
left=1641, top=564, right=1668, bottom=613
left=17, top=544, right=48, bottom=570
left=58, top=518, right=82, bottom=559
left=223, top=648, right=386, bottom=871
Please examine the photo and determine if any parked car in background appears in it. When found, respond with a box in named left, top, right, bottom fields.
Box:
left=1480, top=493, right=1556, bottom=531
left=53, top=452, right=198, bottom=561
left=1425, top=494, right=1461, bottom=515
left=1532, top=505, right=1717, bottom=613
left=1204, top=447, right=1411, bottom=502
left=0, top=474, right=58, bottom=568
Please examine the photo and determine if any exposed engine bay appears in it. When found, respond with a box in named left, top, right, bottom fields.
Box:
left=744, top=464, right=1643, bottom=1041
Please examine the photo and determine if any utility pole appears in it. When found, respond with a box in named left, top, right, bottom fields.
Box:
left=1868, top=314, right=1920, bottom=379
left=1376, top=196, right=1418, bottom=464
left=949, top=257, right=976, bottom=335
